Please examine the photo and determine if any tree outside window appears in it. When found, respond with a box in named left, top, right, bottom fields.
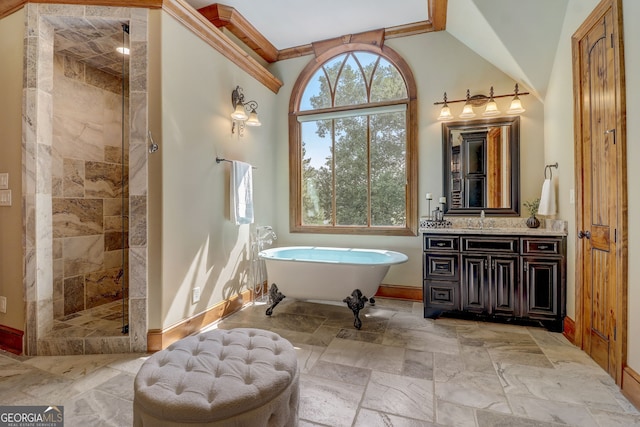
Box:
left=290, top=46, right=417, bottom=236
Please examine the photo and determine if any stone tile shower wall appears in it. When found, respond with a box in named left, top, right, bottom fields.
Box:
left=51, top=54, right=129, bottom=319
left=23, top=4, right=148, bottom=355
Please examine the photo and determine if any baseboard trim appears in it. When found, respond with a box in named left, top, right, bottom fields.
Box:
left=562, top=316, right=575, bottom=344
left=147, top=283, right=421, bottom=352
left=375, top=284, right=422, bottom=301
left=622, top=365, right=640, bottom=410
left=0, top=324, right=24, bottom=355
left=147, top=287, right=256, bottom=352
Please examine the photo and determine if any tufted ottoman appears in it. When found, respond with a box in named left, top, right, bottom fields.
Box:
left=133, top=328, right=299, bottom=427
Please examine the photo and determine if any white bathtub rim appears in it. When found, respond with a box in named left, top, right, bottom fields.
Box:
left=258, top=246, right=408, bottom=266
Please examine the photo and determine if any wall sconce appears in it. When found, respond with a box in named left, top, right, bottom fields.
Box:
left=231, top=85, right=261, bottom=136
left=434, top=84, right=529, bottom=120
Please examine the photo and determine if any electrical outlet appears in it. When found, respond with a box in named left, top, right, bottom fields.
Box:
left=0, top=296, right=6, bottom=314
left=569, top=189, right=575, bottom=205
left=192, top=287, right=201, bottom=304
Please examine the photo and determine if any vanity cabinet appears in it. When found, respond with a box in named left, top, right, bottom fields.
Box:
left=423, top=232, right=566, bottom=331
left=520, top=237, right=566, bottom=327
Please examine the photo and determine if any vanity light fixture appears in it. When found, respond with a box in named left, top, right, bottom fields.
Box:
left=437, top=92, right=454, bottom=121
left=482, top=86, right=500, bottom=116
left=434, top=84, right=529, bottom=120
left=459, top=89, right=476, bottom=119
left=231, top=85, right=261, bottom=136
left=507, top=83, right=526, bottom=114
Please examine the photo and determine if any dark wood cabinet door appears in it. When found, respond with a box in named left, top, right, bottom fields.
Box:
left=462, top=255, right=487, bottom=313
left=491, top=256, right=518, bottom=316
left=522, top=258, right=559, bottom=318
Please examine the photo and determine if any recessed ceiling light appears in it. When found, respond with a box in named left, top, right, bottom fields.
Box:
left=116, top=47, right=130, bottom=55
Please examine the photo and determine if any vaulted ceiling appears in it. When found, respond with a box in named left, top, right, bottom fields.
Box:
left=186, top=0, right=569, bottom=101
left=447, top=0, right=568, bottom=100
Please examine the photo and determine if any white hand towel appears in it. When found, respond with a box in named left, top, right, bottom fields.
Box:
left=537, top=178, right=556, bottom=216
left=231, top=160, right=254, bottom=225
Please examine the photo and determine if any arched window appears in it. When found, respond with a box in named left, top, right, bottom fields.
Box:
left=289, top=44, right=417, bottom=235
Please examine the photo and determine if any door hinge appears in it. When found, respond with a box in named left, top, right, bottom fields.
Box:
left=614, top=325, right=617, bottom=340
left=611, top=32, right=614, bottom=48
left=615, top=228, right=617, bottom=243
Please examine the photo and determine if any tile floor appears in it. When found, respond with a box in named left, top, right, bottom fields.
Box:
left=1, top=298, right=639, bottom=426
left=49, top=300, right=129, bottom=338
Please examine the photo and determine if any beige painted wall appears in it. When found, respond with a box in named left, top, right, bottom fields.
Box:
left=148, top=11, right=278, bottom=330
left=545, top=0, right=640, bottom=372
left=269, top=30, right=546, bottom=289
left=0, top=9, right=25, bottom=332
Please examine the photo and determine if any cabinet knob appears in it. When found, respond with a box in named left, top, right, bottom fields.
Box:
left=538, top=244, right=549, bottom=250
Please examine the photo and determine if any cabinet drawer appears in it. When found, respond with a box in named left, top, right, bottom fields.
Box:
left=424, top=281, right=459, bottom=309
left=424, top=235, right=459, bottom=251
left=424, top=253, right=459, bottom=280
left=462, top=237, right=518, bottom=253
left=521, top=238, right=562, bottom=255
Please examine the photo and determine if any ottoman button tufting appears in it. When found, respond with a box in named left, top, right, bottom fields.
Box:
left=133, top=328, right=299, bottom=427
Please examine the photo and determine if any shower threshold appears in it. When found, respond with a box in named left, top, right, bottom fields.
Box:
left=46, top=300, right=129, bottom=340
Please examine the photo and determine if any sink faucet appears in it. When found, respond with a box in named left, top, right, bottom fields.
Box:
left=480, top=210, right=485, bottom=229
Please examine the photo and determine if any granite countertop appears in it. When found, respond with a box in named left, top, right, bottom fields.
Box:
left=419, top=217, right=568, bottom=237
left=419, top=227, right=567, bottom=236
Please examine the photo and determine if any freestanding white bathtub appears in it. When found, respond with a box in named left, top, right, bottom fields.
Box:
left=258, top=246, right=408, bottom=328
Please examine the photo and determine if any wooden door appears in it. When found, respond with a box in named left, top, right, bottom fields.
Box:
left=572, top=0, right=627, bottom=384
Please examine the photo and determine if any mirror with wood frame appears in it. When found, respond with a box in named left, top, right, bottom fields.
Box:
left=442, top=116, right=520, bottom=216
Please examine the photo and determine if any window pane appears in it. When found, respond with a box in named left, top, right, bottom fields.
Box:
left=370, top=111, right=407, bottom=226
left=324, top=54, right=344, bottom=96
left=302, top=120, right=333, bottom=225
left=335, top=116, right=367, bottom=225
left=300, top=68, right=331, bottom=111
left=354, top=52, right=379, bottom=87
left=335, top=54, right=367, bottom=107
left=370, top=58, right=407, bottom=102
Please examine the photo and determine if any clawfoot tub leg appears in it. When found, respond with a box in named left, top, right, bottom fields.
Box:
left=266, top=283, right=286, bottom=316
left=343, top=289, right=369, bottom=329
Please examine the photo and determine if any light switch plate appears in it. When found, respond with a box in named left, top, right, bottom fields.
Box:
left=0, top=190, right=11, bottom=206
left=0, top=173, right=8, bottom=190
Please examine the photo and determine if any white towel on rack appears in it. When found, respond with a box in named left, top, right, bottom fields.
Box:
left=231, top=160, right=254, bottom=225
left=537, top=178, right=556, bottom=216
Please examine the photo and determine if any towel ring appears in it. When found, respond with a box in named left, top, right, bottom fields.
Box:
left=544, top=162, right=558, bottom=179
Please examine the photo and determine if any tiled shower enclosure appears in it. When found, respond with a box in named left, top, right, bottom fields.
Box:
left=22, top=4, right=149, bottom=355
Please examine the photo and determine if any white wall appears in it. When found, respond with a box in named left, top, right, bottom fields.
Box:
left=148, top=11, right=278, bottom=330
left=546, top=0, right=640, bottom=373
left=269, top=30, right=546, bottom=289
